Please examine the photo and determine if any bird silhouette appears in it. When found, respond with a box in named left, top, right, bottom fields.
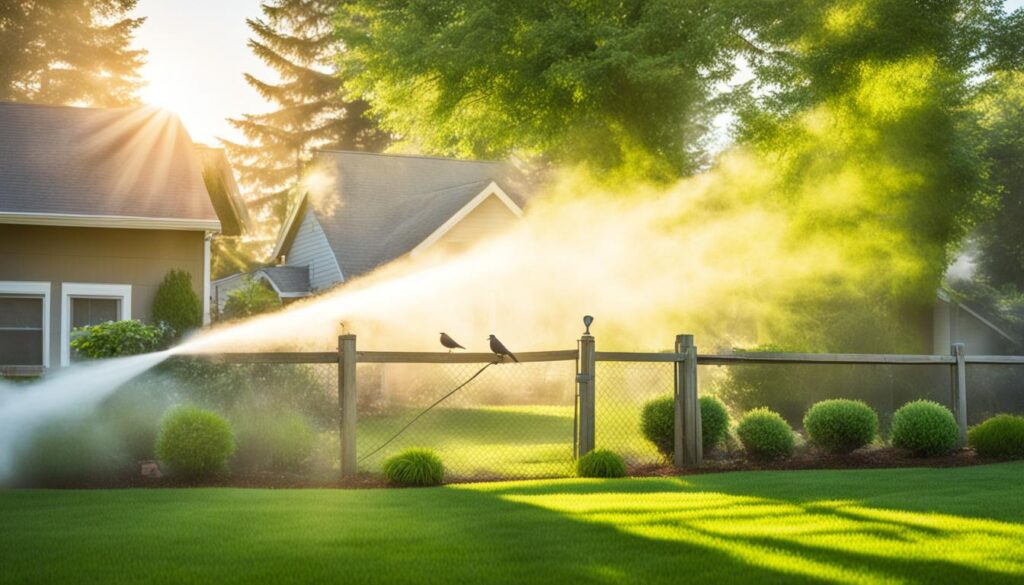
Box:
left=439, top=332, right=465, bottom=352
left=488, top=334, right=518, bottom=363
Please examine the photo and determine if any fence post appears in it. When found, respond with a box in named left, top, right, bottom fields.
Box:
left=577, top=334, right=596, bottom=457
left=951, top=342, right=967, bottom=446
left=674, top=334, right=702, bottom=468
left=339, top=334, right=358, bottom=478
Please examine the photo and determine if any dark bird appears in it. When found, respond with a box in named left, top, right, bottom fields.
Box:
left=488, top=334, right=518, bottom=363
left=439, top=332, right=465, bottom=352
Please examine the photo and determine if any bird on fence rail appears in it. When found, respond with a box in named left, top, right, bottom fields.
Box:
left=488, top=335, right=519, bottom=363
left=439, top=332, right=465, bottom=352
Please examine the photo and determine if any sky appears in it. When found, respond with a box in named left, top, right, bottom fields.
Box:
left=133, top=0, right=1024, bottom=147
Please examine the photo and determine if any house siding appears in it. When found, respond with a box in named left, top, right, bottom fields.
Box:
left=428, top=195, right=519, bottom=255
left=0, top=224, right=204, bottom=366
left=286, top=207, right=342, bottom=290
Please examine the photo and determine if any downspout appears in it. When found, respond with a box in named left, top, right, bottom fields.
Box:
left=203, top=231, right=212, bottom=325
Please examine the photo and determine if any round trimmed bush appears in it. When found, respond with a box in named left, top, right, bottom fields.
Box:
left=577, top=449, right=627, bottom=478
left=968, top=414, right=1024, bottom=459
left=641, top=395, right=732, bottom=458
left=803, top=399, right=878, bottom=454
left=889, top=400, right=959, bottom=457
left=156, top=406, right=235, bottom=478
left=382, top=448, right=444, bottom=486
left=736, top=408, right=794, bottom=460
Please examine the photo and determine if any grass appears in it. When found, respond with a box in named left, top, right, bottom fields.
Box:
left=2, top=463, right=1022, bottom=584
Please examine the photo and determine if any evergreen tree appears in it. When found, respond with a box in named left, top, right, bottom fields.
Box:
left=0, top=0, right=145, bottom=107
left=223, top=0, right=389, bottom=241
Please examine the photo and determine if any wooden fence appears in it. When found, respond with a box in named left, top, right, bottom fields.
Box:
left=185, top=334, right=1024, bottom=478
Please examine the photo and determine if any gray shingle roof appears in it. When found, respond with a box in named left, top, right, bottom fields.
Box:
left=310, top=151, right=526, bottom=278
left=259, top=265, right=310, bottom=295
left=0, top=102, right=218, bottom=222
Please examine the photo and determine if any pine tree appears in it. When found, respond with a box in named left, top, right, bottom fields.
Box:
left=223, top=0, right=388, bottom=243
left=0, top=0, right=145, bottom=107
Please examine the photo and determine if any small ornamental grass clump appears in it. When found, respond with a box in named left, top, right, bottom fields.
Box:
left=156, top=406, right=235, bottom=479
left=803, top=399, right=879, bottom=454
left=577, top=449, right=627, bottom=478
left=890, top=400, right=959, bottom=457
left=968, top=414, right=1024, bottom=459
left=382, top=448, right=444, bottom=487
left=640, top=395, right=732, bottom=458
left=736, top=408, right=794, bottom=460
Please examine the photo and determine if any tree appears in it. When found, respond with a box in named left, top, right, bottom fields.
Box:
left=221, top=278, right=282, bottom=321
left=223, top=0, right=389, bottom=247
left=336, top=0, right=738, bottom=181
left=0, top=0, right=145, bottom=107
left=151, top=270, right=203, bottom=338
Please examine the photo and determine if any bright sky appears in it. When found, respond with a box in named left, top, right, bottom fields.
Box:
left=133, top=0, right=1024, bottom=147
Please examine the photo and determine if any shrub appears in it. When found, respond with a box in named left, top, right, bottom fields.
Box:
left=222, top=278, right=281, bottom=320
left=382, top=448, right=444, bottom=486
left=233, top=410, right=316, bottom=473
left=968, top=414, right=1024, bottom=459
left=70, top=320, right=171, bottom=358
left=803, top=399, right=879, bottom=454
left=890, top=400, right=959, bottom=456
left=641, top=395, right=732, bottom=459
left=736, top=408, right=795, bottom=460
left=152, top=269, right=202, bottom=338
left=12, top=419, right=131, bottom=487
left=577, top=449, right=627, bottom=478
left=155, top=406, right=235, bottom=478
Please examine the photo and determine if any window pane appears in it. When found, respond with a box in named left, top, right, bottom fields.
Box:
left=71, top=297, right=120, bottom=328
left=0, top=296, right=44, bottom=366
left=0, top=296, right=43, bottom=329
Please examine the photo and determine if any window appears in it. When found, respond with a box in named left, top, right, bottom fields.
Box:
left=60, top=283, right=131, bottom=366
left=0, top=282, right=50, bottom=368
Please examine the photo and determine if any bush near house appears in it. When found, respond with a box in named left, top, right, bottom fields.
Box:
left=890, top=400, right=960, bottom=456
left=156, top=406, right=235, bottom=479
left=221, top=277, right=281, bottom=320
left=382, top=448, right=444, bottom=486
left=152, top=269, right=203, bottom=337
left=70, top=320, right=172, bottom=358
left=736, top=408, right=795, bottom=460
left=803, top=399, right=879, bottom=454
left=968, top=414, right=1024, bottom=459
left=641, top=395, right=733, bottom=459
left=577, top=449, right=627, bottom=478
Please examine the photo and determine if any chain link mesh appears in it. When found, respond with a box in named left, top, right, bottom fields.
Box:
left=595, top=361, right=674, bottom=468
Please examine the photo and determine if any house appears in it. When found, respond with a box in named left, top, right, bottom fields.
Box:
left=0, top=102, right=248, bottom=374
left=932, top=290, right=1021, bottom=355
left=213, top=151, right=527, bottom=308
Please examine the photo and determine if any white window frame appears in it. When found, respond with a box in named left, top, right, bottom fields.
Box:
left=0, top=281, right=51, bottom=368
left=60, top=283, right=132, bottom=366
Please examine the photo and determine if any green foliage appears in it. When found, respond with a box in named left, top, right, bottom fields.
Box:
left=155, top=406, right=235, bottom=479
left=382, top=448, right=444, bottom=487
left=968, top=414, right=1024, bottom=459
left=12, top=419, right=131, bottom=486
left=641, top=395, right=733, bottom=458
left=736, top=408, right=795, bottom=460
left=221, top=278, right=282, bottom=320
left=233, top=410, right=316, bottom=473
left=576, top=449, right=627, bottom=478
left=0, top=0, right=146, bottom=107
left=70, top=320, right=171, bottom=359
left=337, top=0, right=737, bottom=179
left=803, top=399, right=878, bottom=454
left=890, top=400, right=960, bottom=457
left=152, top=270, right=202, bottom=338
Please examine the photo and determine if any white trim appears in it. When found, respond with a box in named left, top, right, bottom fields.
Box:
left=0, top=211, right=221, bottom=232
left=60, top=283, right=132, bottom=367
left=410, top=182, right=524, bottom=256
left=203, top=232, right=212, bottom=325
left=0, top=281, right=51, bottom=368
left=270, top=192, right=308, bottom=260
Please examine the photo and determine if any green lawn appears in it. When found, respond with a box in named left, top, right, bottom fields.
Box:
left=2, top=463, right=1022, bottom=584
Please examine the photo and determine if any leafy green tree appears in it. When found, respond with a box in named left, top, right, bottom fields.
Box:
left=0, top=0, right=145, bottom=106
left=336, top=0, right=738, bottom=180
left=224, top=0, right=389, bottom=244
left=152, top=270, right=203, bottom=338
left=221, top=278, right=282, bottom=320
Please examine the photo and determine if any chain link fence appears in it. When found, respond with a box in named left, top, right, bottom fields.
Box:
left=595, top=361, right=673, bottom=468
